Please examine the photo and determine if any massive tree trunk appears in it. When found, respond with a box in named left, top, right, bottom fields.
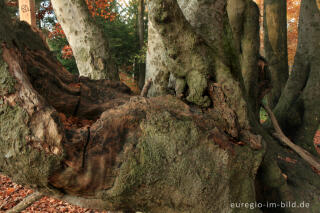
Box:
left=263, top=0, right=289, bottom=109
left=0, top=0, right=319, bottom=212
left=50, top=0, right=118, bottom=80
left=271, top=0, right=320, bottom=156
left=0, top=30, right=262, bottom=213
left=1, top=1, right=264, bottom=212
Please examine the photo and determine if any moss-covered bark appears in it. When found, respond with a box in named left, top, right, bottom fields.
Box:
left=147, top=0, right=254, bottom=131
left=0, top=44, right=265, bottom=212
left=0, top=6, right=64, bottom=192
left=148, top=0, right=215, bottom=107
left=0, top=4, right=265, bottom=212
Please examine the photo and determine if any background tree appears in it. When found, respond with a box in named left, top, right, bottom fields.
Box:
left=287, top=0, right=301, bottom=69
left=16, top=0, right=145, bottom=83
left=50, top=0, right=118, bottom=80
left=137, top=0, right=146, bottom=89
left=263, top=0, right=289, bottom=109
left=270, top=0, right=320, bottom=156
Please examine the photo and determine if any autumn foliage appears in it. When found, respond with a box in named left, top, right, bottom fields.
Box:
left=254, top=0, right=301, bottom=68
left=287, top=0, right=301, bottom=68
left=5, top=0, right=18, bottom=7
left=85, top=0, right=117, bottom=21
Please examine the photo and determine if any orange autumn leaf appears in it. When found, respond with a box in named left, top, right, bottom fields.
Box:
left=6, top=187, right=15, bottom=195
left=85, top=0, right=117, bottom=20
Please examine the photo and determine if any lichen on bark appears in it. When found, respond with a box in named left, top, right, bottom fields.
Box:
left=0, top=99, right=62, bottom=195
left=0, top=60, right=16, bottom=96
left=93, top=97, right=264, bottom=212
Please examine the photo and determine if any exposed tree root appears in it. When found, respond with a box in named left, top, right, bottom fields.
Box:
left=263, top=104, right=320, bottom=172
left=140, top=78, right=152, bottom=97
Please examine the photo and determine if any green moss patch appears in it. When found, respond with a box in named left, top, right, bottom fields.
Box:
left=0, top=59, right=16, bottom=96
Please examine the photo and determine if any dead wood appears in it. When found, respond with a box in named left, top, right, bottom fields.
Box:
left=5, top=192, right=43, bottom=213
left=263, top=104, right=320, bottom=172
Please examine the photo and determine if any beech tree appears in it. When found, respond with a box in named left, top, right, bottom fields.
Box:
left=263, top=0, right=289, bottom=109
left=137, top=0, right=146, bottom=89
left=50, top=0, right=118, bottom=80
left=269, top=0, right=320, bottom=156
left=0, top=0, right=319, bottom=213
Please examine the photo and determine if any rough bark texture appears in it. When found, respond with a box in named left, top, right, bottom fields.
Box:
left=50, top=0, right=118, bottom=80
left=146, top=0, right=214, bottom=98
left=146, top=0, right=252, bottom=131
left=263, top=0, right=289, bottom=109
left=145, top=18, right=168, bottom=96
left=271, top=0, right=320, bottom=155
left=0, top=39, right=263, bottom=212
left=0, top=2, right=266, bottom=212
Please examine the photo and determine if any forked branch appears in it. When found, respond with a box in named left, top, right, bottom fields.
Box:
left=263, top=104, right=320, bottom=172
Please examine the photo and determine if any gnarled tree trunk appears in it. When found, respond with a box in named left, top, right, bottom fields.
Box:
left=0, top=30, right=262, bottom=212
left=0, top=1, right=264, bottom=212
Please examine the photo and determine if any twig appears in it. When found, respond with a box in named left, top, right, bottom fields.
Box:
left=5, top=192, right=43, bottom=213
left=263, top=104, right=320, bottom=171
left=0, top=196, right=11, bottom=210
left=140, top=78, right=152, bottom=97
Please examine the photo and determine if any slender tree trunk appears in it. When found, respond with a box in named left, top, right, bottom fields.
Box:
left=137, top=0, right=146, bottom=89
left=227, top=0, right=260, bottom=117
left=50, top=0, right=118, bottom=80
left=263, top=0, right=289, bottom=109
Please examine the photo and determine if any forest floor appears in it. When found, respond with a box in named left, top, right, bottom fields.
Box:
left=0, top=73, right=319, bottom=212
left=0, top=174, right=109, bottom=212
left=119, top=72, right=140, bottom=95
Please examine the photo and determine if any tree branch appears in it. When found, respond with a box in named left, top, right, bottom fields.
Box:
left=5, top=192, right=43, bottom=213
left=263, top=104, right=320, bottom=172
